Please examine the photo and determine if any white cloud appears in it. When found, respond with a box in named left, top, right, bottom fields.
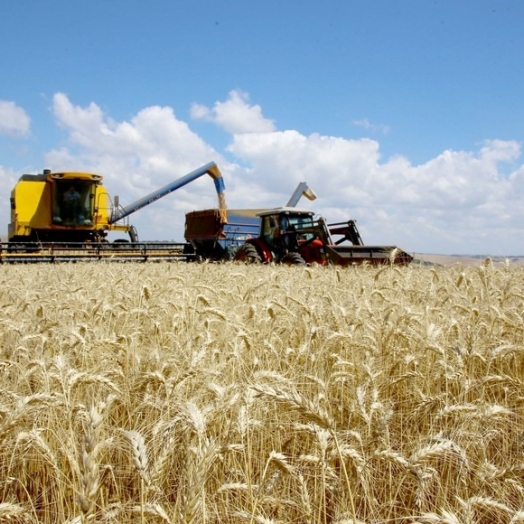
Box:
left=3, top=91, right=522, bottom=255
left=224, top=125, right=523, bottom=254
left=52, top=93, right=213, bottom=162
left=352, top=118, right=390, bottom=135
left=0, top=101, right=31, bottom=137
left=46, top=93, right=234, bottom=240
left=51, top=93, right=222, bottom=188
left=190, top=90, right=275, bottom=134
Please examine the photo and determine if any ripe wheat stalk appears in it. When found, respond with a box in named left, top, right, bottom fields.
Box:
left=0, top=261, right=523, bottom=522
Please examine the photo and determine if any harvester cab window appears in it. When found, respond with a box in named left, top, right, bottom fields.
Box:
left=53, top=182, right=95, bottom=225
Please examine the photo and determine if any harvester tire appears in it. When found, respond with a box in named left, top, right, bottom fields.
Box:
left=281, top=252, right=306, bottom=265
left=234, top=243, right=262, bottom=263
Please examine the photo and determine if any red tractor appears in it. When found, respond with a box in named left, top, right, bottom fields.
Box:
left=233, top=208, right=412, bottom=266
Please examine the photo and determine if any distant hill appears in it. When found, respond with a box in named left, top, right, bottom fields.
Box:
left=413, top=253, right=524, bottom=267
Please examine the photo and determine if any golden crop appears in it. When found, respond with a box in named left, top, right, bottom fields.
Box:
left=1, top=261, right=524, bottom=523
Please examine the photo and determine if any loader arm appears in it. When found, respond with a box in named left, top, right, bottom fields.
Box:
left=328, top=220, right=364, bottom=246
left=109, top=162, right=226, bottom=224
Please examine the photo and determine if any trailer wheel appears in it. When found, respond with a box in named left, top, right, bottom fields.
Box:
left=281, top=252, right=306, bottom=265
left=234, top=243, right=262, bottom=263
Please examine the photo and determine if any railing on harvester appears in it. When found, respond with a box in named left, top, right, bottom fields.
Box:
left=0, top=242, right=195, bottom=263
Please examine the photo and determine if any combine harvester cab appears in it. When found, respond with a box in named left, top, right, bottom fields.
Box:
left=8, top=170, right=116, bottom=243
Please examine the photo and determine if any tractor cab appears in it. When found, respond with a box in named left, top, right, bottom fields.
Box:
left=258, top=208, right=329, bottom=259
left=48, top=172, right=101, bottom=226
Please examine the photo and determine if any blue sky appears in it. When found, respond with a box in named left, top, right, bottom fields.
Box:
left=1, top=0, right=523, bottom=255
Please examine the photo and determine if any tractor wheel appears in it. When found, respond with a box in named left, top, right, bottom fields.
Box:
left=281, top=252, right=306, bottom=265
left=234, top=243, right=262, bottom=263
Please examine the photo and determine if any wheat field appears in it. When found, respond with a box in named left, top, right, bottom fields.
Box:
left=1, top=260, right=524, bottom=523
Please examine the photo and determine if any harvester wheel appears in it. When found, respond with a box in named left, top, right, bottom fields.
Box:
left=234, top=243, right=262, bottom=263
left=281, top=252, right=306, bottom=265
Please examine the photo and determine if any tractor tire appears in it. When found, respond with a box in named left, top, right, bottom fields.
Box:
left=234, top=243, right=262, bottom=263
left=281, top=252, right=306, bottom=265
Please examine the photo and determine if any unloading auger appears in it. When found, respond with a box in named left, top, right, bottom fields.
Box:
left=109, top=162, right=227, bottom=241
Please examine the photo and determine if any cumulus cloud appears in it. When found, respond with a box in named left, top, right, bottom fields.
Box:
left=226, top=125, right=524, bottom=253
left=190, top=90, right=275, bottom=134
left=3, top=90, right=522, bottom=254
left=0, top=100, right=31, bottom=137
left=51, top=93, right=221, bottom=186
left=46, top=93, right=232, bottom=239
left=52, top=93, right=214, bottom=164
left=212, top=104, right=521, bottom=255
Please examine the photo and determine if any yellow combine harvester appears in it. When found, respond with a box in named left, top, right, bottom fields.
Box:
left=9, top=170, right=127, bottom=243
left=3, top=162, right=226, bottom=262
